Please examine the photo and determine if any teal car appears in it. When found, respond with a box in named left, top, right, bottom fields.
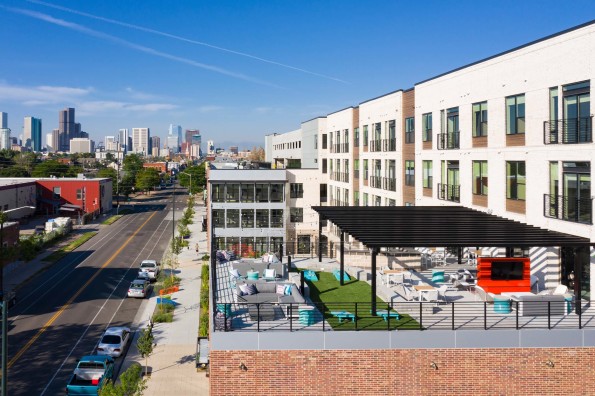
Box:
left=66, top=355, right=114, bottom=395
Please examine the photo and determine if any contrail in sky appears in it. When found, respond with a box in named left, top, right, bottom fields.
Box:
left=3, top=6, right=279, bottom=87
left=26, top=0, right=348, bottom=83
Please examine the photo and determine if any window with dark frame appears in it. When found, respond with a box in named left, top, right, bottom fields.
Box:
left=226, top=209, right=239, bottom=228
left=76, top=188, right=83, bottom=200
left=241, top=183, right=254, bottom=203
left=290, top=183, right=303, bottom=198
left=213, top=209, right=225, bottom=227
left=472, top=160, right=488, bottom=195
left=269, top=184, right=284, bottom=202
left=255, top=209, right=269, bottom=228
left=241, top=209, right=254, bottom=228
left=270, top=209, right=283, bottom=228
left=255, top=184, right=269, bottom=202
left=405, top=117, right=415, bottom=143
left=290, top=207, right=303, bottom=223
left=506, top=94, right=525, bottom=135
left=422, top=112, right=432, bottom=142
left=53, top=186, right=61, bottom=199
left=506, top=161, right=525, bottom=200
left=422, top=160, right=433, bottom=189
left=405, top=160, right=415, bottom=186
left=472, top=101, right=488, bottom=137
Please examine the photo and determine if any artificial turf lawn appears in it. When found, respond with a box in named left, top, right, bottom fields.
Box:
left=305, top=270, right=420, bottom=330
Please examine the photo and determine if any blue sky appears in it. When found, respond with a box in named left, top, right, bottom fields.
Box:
left=1, top=0, right=594, bottom=150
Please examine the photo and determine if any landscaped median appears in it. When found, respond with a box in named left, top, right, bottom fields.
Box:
left=151, top=271, right=181, bottom=323
left=42, top=231, right=98, bottom=263
left=305, top=270, right=420, bottom=330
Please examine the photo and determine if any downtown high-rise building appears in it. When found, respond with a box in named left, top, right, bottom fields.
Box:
left=185, top=128, right=199, bottom=144
left=46, top=132, right=54, bottom=151
left=23, top=116, right=42, bottom=151
left=168, top=124, right=182, bottom=153
left=132, top=127, right=150, bottom=155
left=118, top=128, right=131, bottom=153
left=151, top=136, right=161, bottom=157
left=58, top=107, right=76, bottom=151
left=105, top=136, right=119, bottom=151
left=51, top=129, right=59, bottom=153
left=0, top=112, right=10, bottom=150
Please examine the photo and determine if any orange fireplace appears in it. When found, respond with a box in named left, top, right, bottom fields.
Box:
left=477, top=257, right=531, bottom=294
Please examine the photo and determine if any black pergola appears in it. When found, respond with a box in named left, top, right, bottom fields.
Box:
left=313, top=206, right=593, bottom=315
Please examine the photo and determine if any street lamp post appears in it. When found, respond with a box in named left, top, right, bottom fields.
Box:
left=0, top=211, right=7, bottom=396
left=181, top=171, right=192, bottom=196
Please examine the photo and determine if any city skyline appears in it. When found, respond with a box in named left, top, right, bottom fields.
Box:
left=1, top=1, right=594, bottom=150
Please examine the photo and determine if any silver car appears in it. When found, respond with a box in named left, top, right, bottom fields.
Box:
left=127, top=279, right=149, bottom=298
left=97, top=327, right=131, bottom=357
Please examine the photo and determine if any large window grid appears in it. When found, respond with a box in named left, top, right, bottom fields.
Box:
left=256, top=209, right=269, bottom=228
left=213, top=209, right=225, bottom=227
left=241, top=184, right=254, bottom=202
left=241, top=209, right=254, bottom=228
left=226, top=209, right=239, bottom=228
left=270, top=209, right=284, bottom=228
left=290, top=208, right=303, bottom=223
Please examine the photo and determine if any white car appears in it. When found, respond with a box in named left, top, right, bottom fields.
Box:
left=97, top=327, right=131, bottom=358
left=139, top=260, right=160, bottom=281
left=127, top=279, right=150, bottom=298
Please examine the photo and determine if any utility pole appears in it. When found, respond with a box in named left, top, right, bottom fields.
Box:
left=116, top=142, right=121, bottom=215
left=0, top=211, right=7, bottom=396
left=172, top=176, right=176, bottom=246
left=181, top=171, right=192, bottom=196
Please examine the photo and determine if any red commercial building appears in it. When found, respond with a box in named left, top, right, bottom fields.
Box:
left=36, top=178, right=112, bottom=219
left=143, top=162, right=168, bottom=173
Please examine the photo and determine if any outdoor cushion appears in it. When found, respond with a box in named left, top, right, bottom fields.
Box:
left=264, top=269, right=276, bottom=278
left=246, top=284, right=258, bottom=295
left=230, top=268, right=241, bottom=278
left=276, top=284, right=285, bottom=295
left=284, top=285, right=292, bottom=295
left=239, top=284, right=250, bottom=296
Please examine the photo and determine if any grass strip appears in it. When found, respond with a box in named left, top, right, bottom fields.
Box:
left=102, top=215, right=122, bottom=225
left=306, top=270, right=420, bottom=330
left=43, top=231, right=98, bottom=263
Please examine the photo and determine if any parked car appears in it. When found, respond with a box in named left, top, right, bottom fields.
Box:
left=96, top=327, right=131, bottom=358
left=136, top=271, right=151, bottom=282
left=139, top=260, right=160, bottom=281
left=66, top=355, right=114, bottom=395
left=127, top=279, right=149, bottom=298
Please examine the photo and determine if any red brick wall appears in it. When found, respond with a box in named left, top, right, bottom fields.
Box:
left=210, top=348, right=595, bottom=395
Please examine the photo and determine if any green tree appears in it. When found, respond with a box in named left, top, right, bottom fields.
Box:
left=0, top=166, right=29, bottom=177
left=137, top=325, right=155, bottom=377
left=177, top=165, right=206, bottom=194
left=97, top=168, right=118, bottom=188
left=135, top=168, right=160, bottom=194
left=31, top=160, right=71, bottom=177
left=123, top=154, right=144, bottom=176
left=99, top=363, right=147, bottom=396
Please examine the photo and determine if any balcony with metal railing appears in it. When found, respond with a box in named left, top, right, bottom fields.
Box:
left=437, top=183, right=460, bottom=202
left=369, top=175, right=382, bottom=189
left=437, top=132, right=460, bottom=150
left=339, top=172, right=349, bottom=183
left=382, top=138, right=397, bottom=152
left=369, top=140, right=382, bottom=152
left=382, top=177, right=396, bottom=191
left=543, top=194, right=593, bottom=224
left=543, top=117, right=593, bottom=144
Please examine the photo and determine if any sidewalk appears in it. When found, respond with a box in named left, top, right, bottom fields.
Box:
left=121, top=194, right=209, bottom=395
left=3, top=213, right=108, bottom=294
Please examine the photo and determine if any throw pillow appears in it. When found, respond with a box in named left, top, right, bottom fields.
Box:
left=264, top=269, right=275, bottom=278
left=246, top=284, right=258, bottom=295
left=276, top=284, right=285, bottom=295
left=284, top=285, right=292, bottom=296
left=230, top=269, right=241, bottom=278
left=239, top=284, right=250, bottom=296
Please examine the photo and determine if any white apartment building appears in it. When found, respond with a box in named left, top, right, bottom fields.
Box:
left=132, top=127, right=150, bottom=155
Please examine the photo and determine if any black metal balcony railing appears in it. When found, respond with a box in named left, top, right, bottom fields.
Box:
left=339, top=172, right=349, bottom=183
left=382, top=138, right=397, bottom=152
left=369, top=140, right=382, bottom=152
left=437, top=183, right=460, bottom=202
left=405, top=132, right=415, bottom=144
left=213, top=300, right=585, bottom=332
left=342, top=143, right=349, bottom=153
left=437, top=131, right=460, bottom=150
left=369, top=175, right=382, bottom=189
left=382, top=177, right=396, bottom=191
left=543, top=194, right=593, bottom=225
left=543, top=117, right=593, bottom=144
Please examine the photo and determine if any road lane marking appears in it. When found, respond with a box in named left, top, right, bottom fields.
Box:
left=39, top=209, right=172, bottom=395
left=8, top=211, right=158, bottom=370
left=10, top=212, right=145, bottom=323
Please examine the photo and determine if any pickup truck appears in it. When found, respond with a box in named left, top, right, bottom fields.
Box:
left=139, top=259, right=160, bottom=281
left=66, top=355, right=114, bottom=395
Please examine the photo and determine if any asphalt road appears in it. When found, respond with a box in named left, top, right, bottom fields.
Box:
left=5, top=188, right=185, bottom=395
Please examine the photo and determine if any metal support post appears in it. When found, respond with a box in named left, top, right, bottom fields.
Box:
left=340, top=231, right=345, bottom=286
